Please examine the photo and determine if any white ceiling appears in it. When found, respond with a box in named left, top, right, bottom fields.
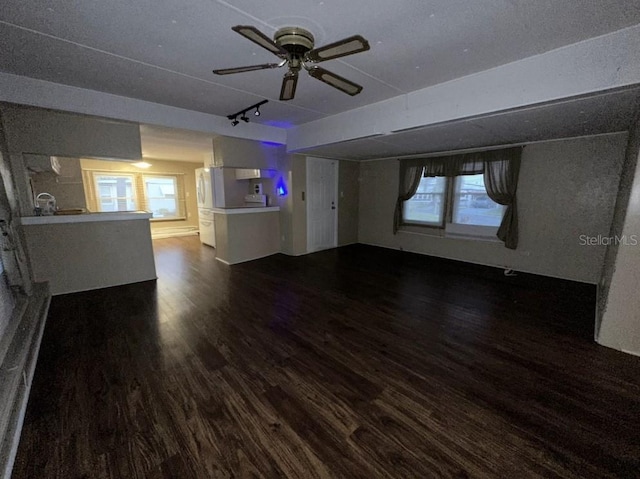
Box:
left=1, top=0, right=640, bottom=128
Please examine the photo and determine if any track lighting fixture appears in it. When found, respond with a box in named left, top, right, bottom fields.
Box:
left=226, top=99, right=268, bottom=126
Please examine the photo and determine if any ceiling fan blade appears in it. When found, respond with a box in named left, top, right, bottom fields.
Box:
left=212, top=63, right=283, bottom=75
left=307, top=66, right=363, bottom=96
left=306, top=35, right=370, bottom=62
left=232, top=25, right=288, bottom=57
left=280, top=71, right=298, bottom=101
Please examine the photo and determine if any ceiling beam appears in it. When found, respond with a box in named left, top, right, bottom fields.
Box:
left=0, top=72, right=287, bottom=145
left=287, top=24, right=640, bottom=151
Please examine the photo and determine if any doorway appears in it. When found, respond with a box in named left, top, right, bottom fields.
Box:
left=306, top=157, right=338, bottom=253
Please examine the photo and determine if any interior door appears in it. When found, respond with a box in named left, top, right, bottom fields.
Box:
left=306, top=157, right=338, bottom=253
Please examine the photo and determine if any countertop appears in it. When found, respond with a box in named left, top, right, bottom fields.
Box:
left=211, top=206, right=280, bottom=215
left=19, top=211, right=153, bottom=225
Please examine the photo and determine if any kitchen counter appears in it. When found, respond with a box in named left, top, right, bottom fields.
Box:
left=212, top=206, right=280, bottom=215
left=19, top=211, right=152, bottom=225
left=20, top=211, right=156, bottom=295
left=213, top=208, right=280, bottom=265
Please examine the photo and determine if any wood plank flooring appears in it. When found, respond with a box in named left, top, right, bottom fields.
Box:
left=12, top=237, right=640, bottom=478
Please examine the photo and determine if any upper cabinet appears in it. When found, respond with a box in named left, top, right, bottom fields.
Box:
left=234, top=169, right=274, bottom=180
left=211, top=135, right=284, bottom=169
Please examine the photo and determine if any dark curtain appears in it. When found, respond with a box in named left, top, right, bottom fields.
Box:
left=394, top=147, right=522, bottom=249
left=483, top=148, right=522, bottom=249
left=421, top=153, right=483, bottom=177
left=393, top=162, right=424, bottom=233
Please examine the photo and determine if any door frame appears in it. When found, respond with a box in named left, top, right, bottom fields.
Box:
left=306, top=156, right=338, bottom=253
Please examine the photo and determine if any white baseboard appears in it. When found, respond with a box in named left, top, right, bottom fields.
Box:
left=151, top=230, right=199, bottom=240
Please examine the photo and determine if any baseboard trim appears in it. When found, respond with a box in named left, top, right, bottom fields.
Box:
left=357, top=241, right=596, bottom=285
left=151, top=230, right=199, bottom=240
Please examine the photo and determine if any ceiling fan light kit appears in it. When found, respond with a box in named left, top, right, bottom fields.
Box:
left=213, top=25, right=370, bottom=101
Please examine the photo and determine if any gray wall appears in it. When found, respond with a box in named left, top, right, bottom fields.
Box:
left=358, top=134, right=627, bottom=284
left=277, top=154, right=307, bottom=256
left=597, top=115, right=640, bottom=336
left=1, top=103, right=141, bottom=160
left=212, top=135, right=283, bottom=169
left=597, top=115, right=640, bottom=355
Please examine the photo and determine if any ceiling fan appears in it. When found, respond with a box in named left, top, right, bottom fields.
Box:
left=213, top=25, right=370, bottom=101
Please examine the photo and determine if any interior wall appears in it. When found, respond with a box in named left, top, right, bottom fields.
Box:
left=338, top=160, right=360, bottom=246
left=276, top=154, right=295, bottom=255
left=358, top=134, right=627, bottom=284
left=31, top=157, right=86, bottom=210
left=597, top=114, right=640, bottom=355
left=597, top=114, right=640, bottom=336
left=0, top=110, right=32, bottom=293
left=276, top=154, right=307, bottom=256
left=219, top=169, right=276, bottom=207
left=0, top=103, right=141, bottom=160
left=0, top=144, right=16, bottom=337
left=221, top=168, right=248, bottom=207
left=79, top=158, right=200, bottom=232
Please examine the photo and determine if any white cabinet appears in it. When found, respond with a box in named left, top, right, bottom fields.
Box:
left=235, top=168, right=261, bottom=180
left=235, top=168, right=275, bottom=180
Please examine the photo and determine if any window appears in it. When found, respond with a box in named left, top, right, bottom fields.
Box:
left=402, top=177, right=447, bottom=226
left=402, top=173, right=504, bottom=238
left=143, top=175, right=179, bottom=219
left=85, top=171, right=186, bottom=221
left=94, top=174, right=137, bottom=212
left=452, top=174, right=503, bottom=228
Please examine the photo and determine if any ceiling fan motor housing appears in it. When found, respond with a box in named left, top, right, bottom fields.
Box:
left=275, top=27, right=315, bottom=56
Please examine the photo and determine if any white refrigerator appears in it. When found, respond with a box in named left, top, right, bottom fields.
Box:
left=196, top=167, right=224, bottom=247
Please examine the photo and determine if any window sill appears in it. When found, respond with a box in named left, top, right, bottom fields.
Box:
left=399, top=224, right=501, bottom=244
left=399, top=225, right=445, bottom=238
left=444, top=231, right=501, bottom=243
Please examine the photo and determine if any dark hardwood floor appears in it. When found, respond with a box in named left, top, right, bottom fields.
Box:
left=13, top=237, right=640, bottom=478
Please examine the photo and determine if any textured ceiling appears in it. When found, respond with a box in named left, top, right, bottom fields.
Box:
left=296, top=87, right=640, bottom=160
left=1, top=0, right=639, bottom=127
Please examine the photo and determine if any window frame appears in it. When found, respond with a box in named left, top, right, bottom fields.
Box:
left=84, top=170, right=187, bottom=222
left=401, top=176, right=450, bottom=229
left=401, top=174, right=504, bottom=241
left=141, top=173, right=185, bottom=221
left=92, top=172, right=138, bottom=213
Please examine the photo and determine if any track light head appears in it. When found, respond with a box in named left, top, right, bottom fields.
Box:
left=226, top=100, right=268, bottom=126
